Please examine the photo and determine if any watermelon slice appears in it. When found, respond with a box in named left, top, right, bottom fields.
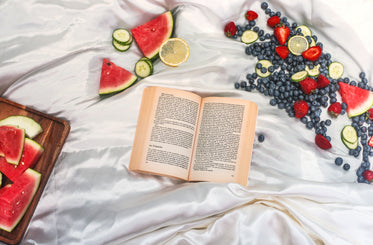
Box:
left=0, top=138, right=44, bottom=182
left=338, top=82, right=373, bottom=117
left=131, top=11, right=173, bottom=59
left=0, top=125, right=25, bottom=165
left=0, top=168, right=41, bottom=232
left=99, top=58, right=137, bottom=95
left=0, top=115, right=43, bottom=139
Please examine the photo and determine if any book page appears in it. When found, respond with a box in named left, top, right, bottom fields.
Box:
left=188, top=97, right=258, bottom=186
left=129, top=86, right=201, bottom=180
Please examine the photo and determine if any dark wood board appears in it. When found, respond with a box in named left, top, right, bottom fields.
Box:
left=0, top=97, right=70, bottom=245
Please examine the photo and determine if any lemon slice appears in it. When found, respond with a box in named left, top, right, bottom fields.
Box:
left=287, top=35, right=309, bottom=56
left=305, top=64, right=320, bottom=77
left=241, top=30, right=258, bottom=44
left=159, top=38, right=190, bottom=67
left=295, top=25, right=312, bottom=37
left=291, top=70, right=308, bottom=82
left=329, top=62, right=344, bottom=79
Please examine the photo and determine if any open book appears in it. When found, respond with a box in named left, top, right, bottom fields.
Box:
left=129, top=86, right=258, bottom=186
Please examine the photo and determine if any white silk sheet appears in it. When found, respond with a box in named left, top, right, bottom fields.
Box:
left=1, top=0, right=373, bottom=244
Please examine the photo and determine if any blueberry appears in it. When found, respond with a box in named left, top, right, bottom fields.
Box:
left=234, top=82, right=240, bottom=89
left=258, top=134, right=265, bottom=142
left=359, top=72, right=366, bottom=79
left=343, top=163, right=350, bottom=171
left=335, top=157, right=343, bottom=166
left=261, top=2, right=268, bottom=10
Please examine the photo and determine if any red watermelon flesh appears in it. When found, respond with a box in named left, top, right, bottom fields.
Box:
left=99, top=58, right=137, bottom=95
left=0, top=138, right=44, bottom=182
left=0, top=125, right=25, bottom=165
left=338, top=82, right=373, bottom=117
left=0, top=168, right=41, bottom=232
left=131, top=11, right=173, bottom=59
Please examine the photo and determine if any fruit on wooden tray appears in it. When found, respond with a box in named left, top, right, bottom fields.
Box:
left=0, top=115, right=43, bottom=139
left=0, top=126, right=25, bottom=165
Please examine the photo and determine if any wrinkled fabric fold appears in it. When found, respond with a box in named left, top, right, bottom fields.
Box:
left=1, top=0, right=373, bottom=244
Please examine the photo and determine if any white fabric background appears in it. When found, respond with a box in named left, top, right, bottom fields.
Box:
left=1, top=0, right=373, bottom=244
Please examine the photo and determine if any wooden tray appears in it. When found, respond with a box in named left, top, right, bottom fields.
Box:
left=0, top=97, right=70, bottom=245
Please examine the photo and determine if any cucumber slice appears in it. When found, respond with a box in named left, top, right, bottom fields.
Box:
left=241, top=30, right=259, bottom=44
left=342, top=137, right=358, bottom=150
left=112, top=28, right=132, bottom=45
left=112, top=39, right=131, bottom=52
left=287, top=35, right=309, bottom=56
left=329, top=62, right=344, bottom=79
left=0, top=115, right=43, bottom=138
left=291, top=70, right=308, bottom=82
left=341, top=125, right=357, bottom=144
left=295, top=25, right=312, bottom=37
left=135, top=58, right=153, bottom=78
left=255, top=60, right=273, bottom=78
left=305, top=64, right=320, bottom=77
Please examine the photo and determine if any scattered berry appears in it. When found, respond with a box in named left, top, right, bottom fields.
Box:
left=328, top=102, right=341, bottom=117
left=368, top=136, right=373, bottom=147
left=343, top=163, right=350, bottom=171
left=335, top=157, right=343, bottom=166
left=274, top=24, right=290, bottom=45
left=362, top=170, right=373, bottom=181
left=315, top=134, right=332, bottom=150
left=267, top=16, right=281, bottom=28
left=275, top=46, right=289, bottom=59
left=302, top=46, right=322, bottom=62
left=224, top=21, right=237, bottom=37
left=245, top=10, right=258, bottom=21
left=299, top=77, right=317, bottom=95
left=317, top=74, right=330, bottom=89
left=293, top=100, right=309, bottom=118
left=366, top=108, right=373, bottom=120
left=258, top=134, right=265, bottom=142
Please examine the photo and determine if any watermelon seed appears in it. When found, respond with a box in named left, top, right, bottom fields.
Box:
left=151, top=28, right=155, bottom=32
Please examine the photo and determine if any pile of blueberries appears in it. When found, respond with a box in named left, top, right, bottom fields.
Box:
left=233, top=2, right=372, bottom=184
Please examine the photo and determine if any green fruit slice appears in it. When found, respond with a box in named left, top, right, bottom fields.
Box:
left=112, top=28, right=133, bottom=45
left=295, top=25, right=312, bottom=37
left=341, top=125, right=358, bottom=144
left=255, top=60, right=273, bottom=78
left=342, top=137, right=358, bottom=150
left=329, top=62, right=344, bottom=79
left=305, top=64, right=320, bottom=77
left=291, top=70, right=308, bottom=82
left=287, top=35, right=309, bottom=56
left=241, top=30, right=259, bottom=44
left=0, top=115, right=43, bottom=139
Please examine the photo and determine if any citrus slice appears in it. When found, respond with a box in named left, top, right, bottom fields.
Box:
left=241, top=30, right=258, bottom=44
left=287, top=35, right=309, bottom=56
left=159, top=38, right=190, bottom=67
left=341, top=125, right=358, bottom=144
left=255, top=60, right=273, bottom=78
left=291, top=70, right=308, bottom=82
left=305, top=64, right=320, bottom=77
left=329, top=62, right=344, bottom=79
left=295, top=25, right=312, bottom=37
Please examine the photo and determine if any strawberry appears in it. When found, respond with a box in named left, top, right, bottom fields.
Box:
left=245, top=10, right=258, bottom=21
left=293, top=100, right=309, bottom=118
left=299, top=77, right=317, bottom=95
left=274, top=24, right=290, bottom=45
left=275, top=46, right=289, bottom=59
left=368, top=136, right=373, bottom=147
left=366, top=108, right=373, bottom=120
left=362, top=170, right=373, bottom=181
left=224, top=21, right=237, bottom=37
left=328, top=102, right=341, bottom=117
left=302, top=46, right=322, bottom=62
left=315, top=134, right=332, bottom=150
left=317, top=74, right=330, bottom=88
left=267, top=16, right=281, bottom=28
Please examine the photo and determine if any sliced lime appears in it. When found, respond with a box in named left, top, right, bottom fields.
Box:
left=287, top=35, right=309, bottom=56
left=341, top=125, right=357, bottom=144
left=241, top=30, right=259, bottom=44
left=291, top=70, right=308, bottom=82
left=295, top=25, right=312, bottom=37
left=342, top=137, right=358, bottom=150
left=305, top=64, right=320, bottom=77
left=255, top=60, right=273, bottom=78
left=329, top=62, right=344, bottom=79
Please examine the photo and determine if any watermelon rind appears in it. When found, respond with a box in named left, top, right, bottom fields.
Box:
left=338, top=82, right=373, bottom=118
left=0, top=168, right=41, bottom=232
left=0, top=115, right=43, bottom=139
left=131, top=11, right=174, bottom=59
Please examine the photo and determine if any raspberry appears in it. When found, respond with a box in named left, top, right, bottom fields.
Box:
left=363, top=170, right=373, bottom=181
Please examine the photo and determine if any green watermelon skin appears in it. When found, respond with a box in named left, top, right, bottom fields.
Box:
left=0, top=138, right=44, bottom=182
left=0, top=168, right=41, bottom=232
left=338, top=82, right=373, bottom=117
left=131, top=11, right=173, bottom=59
left=99, top=58, right=137, bottom=95
left=0, top=125, right=25, bottom=165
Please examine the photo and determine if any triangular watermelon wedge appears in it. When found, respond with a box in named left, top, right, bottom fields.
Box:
left=99, top=58, right=137, bottom=95
left=0, top=138, right=44, bottom=182
left=131, top=11, right=173, bottom=59
left=338, top=82, right=373, bottom=117
left=0, top=125, right=25, bottom=165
